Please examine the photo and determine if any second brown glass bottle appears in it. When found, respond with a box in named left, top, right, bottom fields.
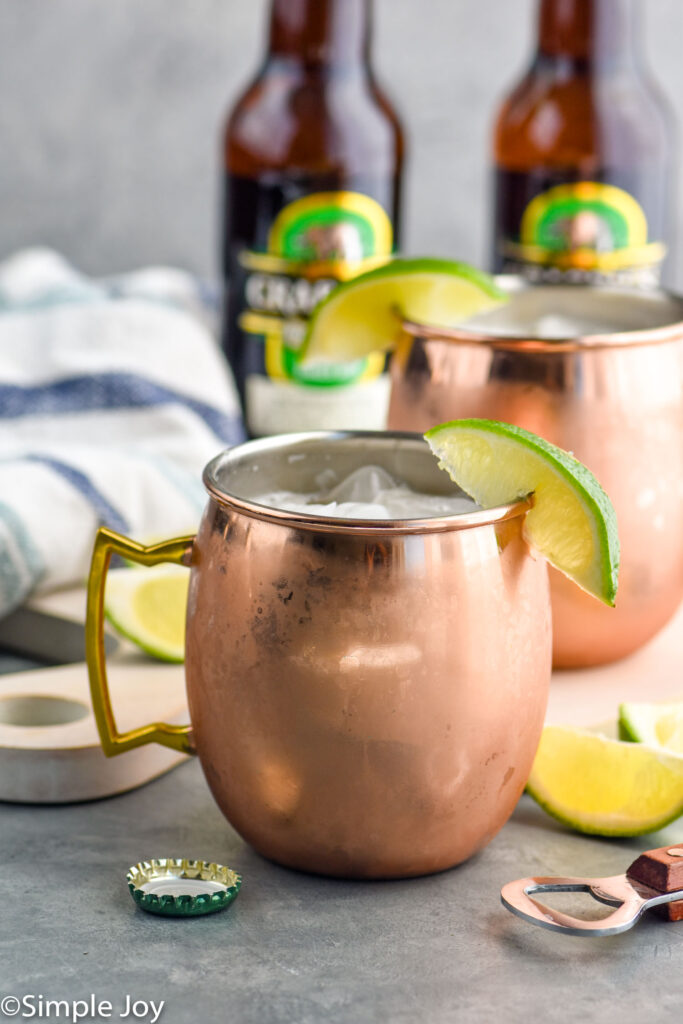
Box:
left=491, top=0, right=675, bottom=287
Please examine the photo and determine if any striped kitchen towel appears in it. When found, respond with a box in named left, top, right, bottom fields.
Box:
left=0, top=248, right=245, bottom=618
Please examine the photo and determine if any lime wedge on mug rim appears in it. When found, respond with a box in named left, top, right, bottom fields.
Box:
left=105, top=565, right=189, bottom=663
left=424, top=418, right=619, bottom=606
left=299, top=257, right=506, bottom=364
left=526, top=725, right=683, bottom=836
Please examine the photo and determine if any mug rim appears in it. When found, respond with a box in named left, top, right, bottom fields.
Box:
left=401, top=278, right=683, bottom=353
left=202, top=431, right=533, bottom=536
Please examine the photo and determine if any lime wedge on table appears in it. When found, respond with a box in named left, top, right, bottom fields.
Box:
left=526, top=726, right=683, bottom=836
left=300, top=258, right=506, bottom=363
left=105, top=566, right=188, bottom=663
left=619, top=700, right=683, bottom=754
left=424, top=418, right=619, bottom=605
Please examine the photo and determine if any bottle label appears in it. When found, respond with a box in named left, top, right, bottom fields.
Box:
left=230, top=190, right=393, bottom=433
left=496, top=178, right=667, bottom=287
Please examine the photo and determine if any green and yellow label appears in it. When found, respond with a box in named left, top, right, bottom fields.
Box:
left=239, top=191, right=393, bottom=387
left=511, top=182, right=665, bottom=272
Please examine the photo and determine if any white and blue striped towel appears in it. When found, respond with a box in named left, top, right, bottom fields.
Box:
left=0, top=248, right=245, bottom=618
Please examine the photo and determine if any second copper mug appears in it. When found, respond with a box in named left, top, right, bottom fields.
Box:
left=388, top=282, right=683, bottom=668
left=86, top=432, right=551, bottom=879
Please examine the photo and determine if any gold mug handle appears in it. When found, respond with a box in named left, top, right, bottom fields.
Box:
left=85, top=526, right=196, bottom=757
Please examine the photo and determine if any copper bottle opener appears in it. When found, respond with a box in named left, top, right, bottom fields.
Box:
left=501, top=843, right=683, bottom=936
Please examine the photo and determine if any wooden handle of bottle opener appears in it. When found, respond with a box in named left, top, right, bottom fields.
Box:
left=626, top=844, right=683, bottom=922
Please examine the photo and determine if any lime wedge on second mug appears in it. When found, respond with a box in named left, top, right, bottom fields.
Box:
left=105, top=566, right=189, bottom=663
left=424, top=418, right=619, bottom=605
left=299, top=258, right=506, bottom=363
left=619, top=700, right=683, bottom=753
left=526, top=725, right=683, bottom=836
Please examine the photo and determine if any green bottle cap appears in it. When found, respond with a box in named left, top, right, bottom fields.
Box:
left=127, top=858, right=241, bottom=917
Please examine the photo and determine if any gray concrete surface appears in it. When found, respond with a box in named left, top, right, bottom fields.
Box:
left=1, top=757, right=681, bottom=1024
left=0, top=0, right=682, bottom=283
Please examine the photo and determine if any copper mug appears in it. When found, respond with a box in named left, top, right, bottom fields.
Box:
left=86, top=432, right=551, bottom=879
left=388, top=283, right=683, bottom=668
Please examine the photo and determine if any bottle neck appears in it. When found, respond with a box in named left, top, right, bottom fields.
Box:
left=266, top=0, right=372, bottom=69
left=537, top=0, right=640, bottom=67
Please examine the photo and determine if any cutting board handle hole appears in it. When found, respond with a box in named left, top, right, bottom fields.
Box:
left=0, top=695, right=90, bottom=727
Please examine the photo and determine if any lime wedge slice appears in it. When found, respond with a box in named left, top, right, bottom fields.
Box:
left=619, top=700, right=683, bottom=754
left=424, top=418, right=619, bottom=605
left=526, top=725, right=683, bottom=836
left=105, top=566, right=189, bottom=663
left=299, top=258, right=506, bottom=363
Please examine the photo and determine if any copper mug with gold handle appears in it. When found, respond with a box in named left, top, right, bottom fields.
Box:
left=86, top=432, right=551, bottom=879
left=388, top=283, right=683, bottom=668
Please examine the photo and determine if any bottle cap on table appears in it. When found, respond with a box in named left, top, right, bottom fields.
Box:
left=127, top=858, right=241, bottom=917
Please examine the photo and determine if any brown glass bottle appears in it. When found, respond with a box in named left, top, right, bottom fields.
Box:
left=222, top=0, right=404, bottom=437
left=492, top=0, right=675, bottom=287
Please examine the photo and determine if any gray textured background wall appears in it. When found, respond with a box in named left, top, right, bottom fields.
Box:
left=1, top=0, right=681, bottom=283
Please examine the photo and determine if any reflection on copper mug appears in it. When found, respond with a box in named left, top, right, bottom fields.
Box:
left=86, top=432, right=551, bottom=879
left=387, top=282, right=683, bottom=668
